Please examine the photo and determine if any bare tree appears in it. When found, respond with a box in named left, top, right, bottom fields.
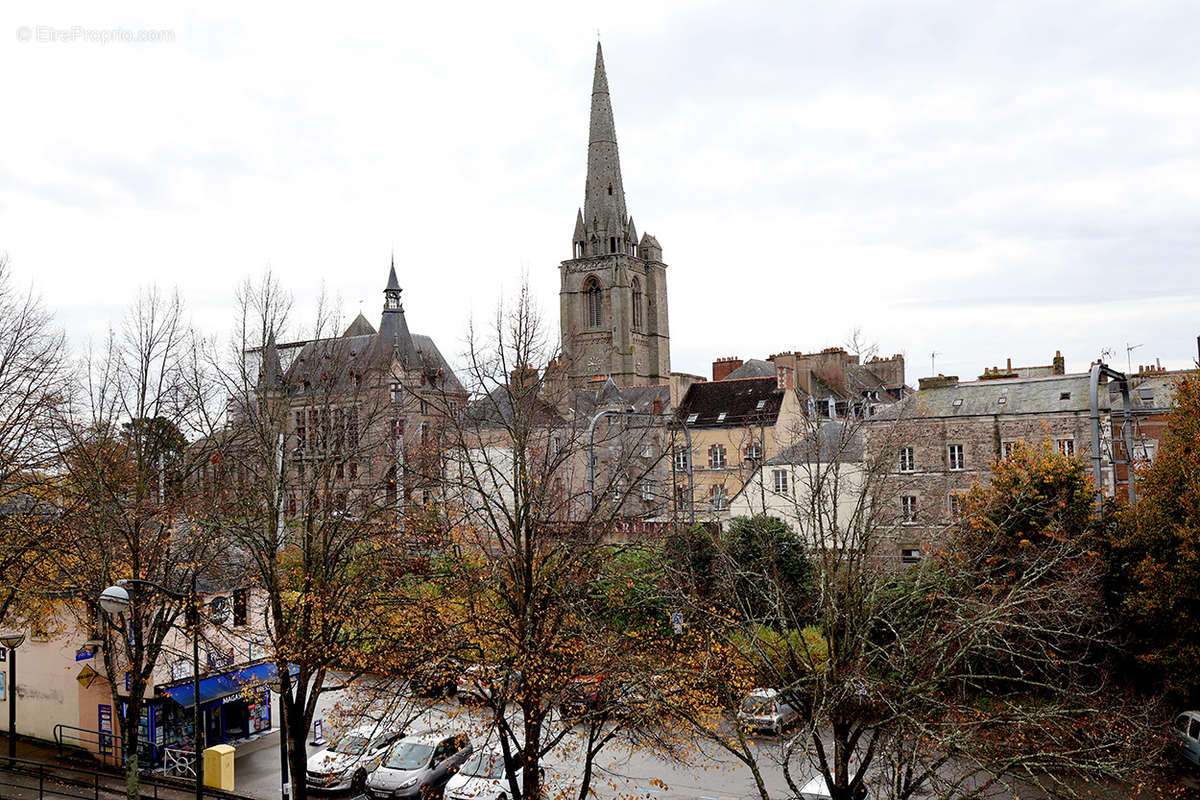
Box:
left=49, top=287, right=217, bottom=800
left=0, top=254, right=69, bottom=625
left=661, top=409, right=1161, bottom=800
left=422, top=281, right=684, bottom=800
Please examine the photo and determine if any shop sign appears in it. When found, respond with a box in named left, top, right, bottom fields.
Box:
left=76, top=644, right=97, bottom=661
left=77, top=664, right=100, bottom=689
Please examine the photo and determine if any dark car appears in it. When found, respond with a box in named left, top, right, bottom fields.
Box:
left=409, top=660, right=459, bottom=699
left=560, top=674, right=608, bottom=715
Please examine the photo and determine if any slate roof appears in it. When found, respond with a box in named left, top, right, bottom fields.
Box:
left=766, top=421, right=864, bottom=464
left=282, top=329, right=464, bottom=397
left=676, top=377, right=783, bottom=428
left=724, top=359, right=775, bottom=380
left=570, top=378, right=670, bottom=417
left=464, top=385, right=566, bottom=428
left=874, top=373, right=1106, bottom=419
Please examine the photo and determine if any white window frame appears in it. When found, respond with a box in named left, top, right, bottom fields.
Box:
left=772, top=469, right=789, bottom=495
left=710, top=484, right=727, bottom=511
left=674, top=448, right=690, bottom=472
left=899, top=446, right=915, bottom=473
left=709, top=444, right=727, bottom=469
left=948, top=493, right=963, bottom=519
left=948, top=443, right=965, bottom=471
left=901, top=495, right=918, bottom=523
left=1057, top=438, right=1075, bottom=457
left=901, top=548, right=922, bottom=564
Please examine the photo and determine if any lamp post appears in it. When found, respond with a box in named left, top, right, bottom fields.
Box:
left=266, top=675, right=290, bottom=800
left=0, top=631, right=25, bottom=764
left=99, top=576, right=203, bottom=800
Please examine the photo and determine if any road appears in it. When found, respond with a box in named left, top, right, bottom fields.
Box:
left=229, top=679, right=1200, bottom=800
left=232, top=679, right=797, bottom=800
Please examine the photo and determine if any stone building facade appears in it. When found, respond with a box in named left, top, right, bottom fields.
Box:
left=559, top=43, right=670, bottom=389
left=866, top=368, right=1120, bottom=564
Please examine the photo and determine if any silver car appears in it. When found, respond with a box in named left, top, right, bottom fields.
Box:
left=1172, top=710, right=1200, bottom=767
left=736, top=687, right=800, bottom=735
left=364, top=731, right=473, bottom=800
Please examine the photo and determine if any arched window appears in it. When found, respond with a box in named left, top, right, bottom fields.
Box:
left=585, top=277, right=603, bottom=328
left=631, top=277, right=643, bottom=329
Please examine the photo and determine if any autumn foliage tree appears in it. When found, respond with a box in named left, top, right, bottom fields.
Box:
left=1110, top=370, right=1200, bottom=702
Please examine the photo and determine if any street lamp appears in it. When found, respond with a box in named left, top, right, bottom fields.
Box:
left=0, top=630, right=25, bottom=764
left=266, top=675, right=290, bottom=800
left=98, top=577, right=203, bottom=800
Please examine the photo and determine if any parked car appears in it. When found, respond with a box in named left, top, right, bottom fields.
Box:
left=1172, top=710, right=1200, bottom=767
left=409, top=659, right=460, bottom=698
left=560, top=674, right=608, bottom=715
left=305, top=723, right=403, bottom=791
left=364, top=730, right=473, bottom=800
left=444, top=746, right=524, bottom=800
left=457, top=664, right=520, bottom=704
left=736, top=687, right=800, bottom=735
left=795, top=774, right=870, bottom=800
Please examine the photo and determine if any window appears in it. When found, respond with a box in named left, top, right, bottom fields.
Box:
left=1061, top=391, right=1073, bottom=401
left=390, top=382, right=403, bottom=403
left=295, top=411, right=306, bottom=450
left=745, top=442, right=762, bottom=462
left=899, top=447, right=914, bottom=473
left=640, top=479, right=656, bottom=502
left=948, top=494, right=963, bottom=519
left=612, top=478, right=624, bottom=502
left=948, top=444, right=965, bottom=471
left=901, top=548, right=922, bottom=564
left=233, top=589, right=248, bottom=627
left=585, top=277, right=603, bottom=328
left=674, top=448, right=690, bottom=472
left=709, top=484, right=727, bottom=511
left=716, top=412, right=727, bottom=423
left=901, top=495, right=918, bottom=523
left=755, top=399, right=766, bottom=410
left=631, top=277, right=643, bottom=329
left=709, top=444, right=727, bottom=469
left=675, top=485, right=689, bottom=509
left=348, top=461, right=358, bottom=480
left=685, top=412, right=699, bottom=424
left=772, top=469, right=789, bottom=494
left=1002, top=441, right=1017, bottom=460
left=1057, top=438, right=1075, bottom=457
left=609, top=236, right=617, bottom=253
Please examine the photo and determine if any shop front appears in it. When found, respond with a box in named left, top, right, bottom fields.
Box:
left=156, top=661, right=294, bottom=753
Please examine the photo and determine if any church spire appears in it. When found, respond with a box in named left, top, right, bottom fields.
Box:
left=379, top=256, right=418, bottom=367
left=581, top=40, right=627, bottom=244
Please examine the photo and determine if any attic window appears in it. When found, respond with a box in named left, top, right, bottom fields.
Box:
left=952, top=398, right=963, bottom=407
left=686, top=413, right=699, bottom=424
left=756, top=400, right=766, bottom=410
left=716, top=412, right=727, bottom=423
left=1060, top=392, right=1071, bottom=400
left=997, top=397, right=1006, bottom=405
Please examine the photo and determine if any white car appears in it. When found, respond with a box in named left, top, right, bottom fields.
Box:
left=304, top=723, right=403, bottom=791
left=444, top=747, right=524, bottom=800
left=1172, top=710, right=1200, bottom=767
left=736, top=687, right=800, bottom=735
left=797, top=774, right=871, bottom=800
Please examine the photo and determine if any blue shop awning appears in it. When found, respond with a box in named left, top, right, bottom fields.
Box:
left=159, top=662, right=298, bottom=708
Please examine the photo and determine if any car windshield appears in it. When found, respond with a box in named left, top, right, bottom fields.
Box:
left=459, top=750, right=505, bottom=779
left=384, top=742, right=434, bottom=770
left=741, top=697, right=777, bottom=716
left=328, top=735, right=370, bottom=756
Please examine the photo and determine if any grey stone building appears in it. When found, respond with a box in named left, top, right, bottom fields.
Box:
left=559, top=42, right=670, bottom=389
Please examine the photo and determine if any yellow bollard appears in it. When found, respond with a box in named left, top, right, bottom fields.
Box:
left=203, top=744, right=236, bottom=791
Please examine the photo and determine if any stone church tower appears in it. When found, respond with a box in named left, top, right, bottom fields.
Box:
left=559, top=42, right=671, bottom=388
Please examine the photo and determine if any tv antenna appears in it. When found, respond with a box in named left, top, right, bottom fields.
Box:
left=1126, top=342, right=1143, bottom=376
left=930, top=351, right=939, bottom=376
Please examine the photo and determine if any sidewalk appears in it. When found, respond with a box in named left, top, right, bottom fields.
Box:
left=0, top=734, right=257, bottom=800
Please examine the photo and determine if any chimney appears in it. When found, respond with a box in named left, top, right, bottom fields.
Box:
left=712, top=356, right=743, bottom=382
left=776, top=365, right=794, bottom=392
left=1053, top=350, right=1065, bottom=375
left=510, top=363, right=538, bottom=391
left=651, top=395, right=664, bottom=415
left=918, top=375, right=959, bottom=390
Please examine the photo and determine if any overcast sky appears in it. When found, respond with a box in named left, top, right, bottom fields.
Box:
left=2, top=0, right=1198, bottom=384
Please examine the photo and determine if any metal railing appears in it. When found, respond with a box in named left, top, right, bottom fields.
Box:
left=53, top=725, right=125, bottom=769
left=162, top=748, right=196, bottom=780
left=0, top=755, right=164, bottom=800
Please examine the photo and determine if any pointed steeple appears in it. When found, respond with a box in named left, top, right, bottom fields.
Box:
left=379, top=257, right=419, bottom=368
left=580, top=40, right=628, bottom=246
left=259, top=330, right=282, bottom=389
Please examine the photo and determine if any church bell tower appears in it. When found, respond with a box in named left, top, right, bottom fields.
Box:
left=559, top=42, right=671, bottom=389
